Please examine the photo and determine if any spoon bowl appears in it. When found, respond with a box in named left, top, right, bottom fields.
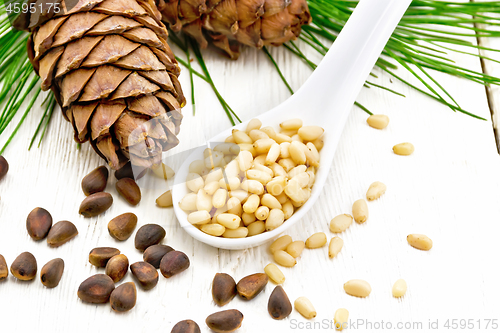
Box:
left=172, top=0, right=412, bottom=249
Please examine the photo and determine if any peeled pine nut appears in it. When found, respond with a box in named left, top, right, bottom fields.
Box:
left=288, top=165, right=307, bottom=179
left=392, top=279, right=407, bottom=297
left=344, top=279, right=372, bottom=297
left=311, top=137, right=324, bottom=151
left=241, top=179, right=264, bottom=195
left=201, top=223, right=226, bottom=237
left=219, top=177, right=240, bottom=191
left=261, top=194, right=282, bottom=209
left=278, top=158, right=296, bottom=172
left=265, top=143, right=281, bottom=165
left=291, top=172, right=309, bottom=188
left=289, top=141, right=307, bottom=165
left=204, top=181, right=220, bottom=195
left=282, top=201, right=294, bottom=220
left=188, top=211, right=211, bottom=225
left=252, top=163, right=273, bottom=176
left=329, top=214, right=353, bottom=233
left=189, top=160, right=205, bottom=174
left=237, top=150, right=253, bottom=171
left=216, top=214, right=241, bottom=230
left=294, top=297, right=316, bottom=319
left=246, top=169, right=272, bottom=185
left=264, top=263, right=285, bottom=284
left=275, top=133, right=292, bottom=144
left=186, top=173, right=204, bottom=192
left=266, top=209, right=285, bottom=231
left=269, top=235, right=292, bottom=254
left=291, top=134, right=303, bottom=143
left=232, top=129, right=252, bottom=144
left=205, top=151, right=224, bottom=169
left=367, top=114, right=389, bottom=129
left=280, top=142, right=290, bottom=159
left=156, top=190, right=173, bottom=207
left=222, top=227, right=248, bottom=238
left=305, top=232, right=327, bottom=249
left=266, top=177, right=286, bottom=196
left=229, top=190, right=250, bottom=203
left=286, top=241, right=304, bottom=258
left=269, top=163, right=287, bottom=178
left=366, top=181, right=386, bottom=201
left=227, top=197, right=242, bottom=215
left=224, top=160, right=240, bottom=177
left=214, top=142, right=237, bottom=155
left=247, top=221, right=265, bottom=236
left=393, top=142, right=415, bottom=156
left=407, top=234, right=433, bottom=250
left=298, top=125, right=324, bottom=141
left=260, top=126, right=277, bottom=140
left=249, top=129, right=269, bottom=141
left=212, top=189, right=228, bottom=208
left=151, top=163, right=175, bottom=179
left=255, top=206, right=270, bottom=221
left=241, top=212, right=257, bottom=226
left=274, top=250, right=296, bottom=267
left=253, top=138, right=276, bottom=154
left=306, top=143, right=320, bottom=164
left=352, top=199, right=368, bottom=223
left=246, top=118, right=262, bottom=132
left=211, top=207, right=226, bottom=223
left=329, top=237, right=343, bottom=259
left=237, top=143, right=256, bottom=156
left=334, top=308, right=349, bottom=331
left=275, top=192, right=288, bottom=204
left=243, top=194, right=260, bottom=214
left=225, top=135, right=235, bottom=143
left=280, top=118, right=303, bottom=130
left=196, top=189, right=212, bottom=212
left=179, top=193, right=197, bottom=211
left=205, top=168, right=224, bottom=183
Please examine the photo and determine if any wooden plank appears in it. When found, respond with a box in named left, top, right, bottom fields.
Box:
left=0, top=6, right=500, bottom=333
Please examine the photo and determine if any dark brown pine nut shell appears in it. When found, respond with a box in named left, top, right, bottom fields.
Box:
left=134, top=224, right=166, bottom=252
left=79, top=192, right=113, bottom=217
left=78, top=274, right=115, bottom=303
left=143, top=244, right=174, bottom=269
left=171, top=320, right=201, bottom=333
left=26, top=207, right=53, bottom=241
left=110, top=282, right=137, bottom=312
left=159, top=251, right=190, bottom=278
left=108, top=213, right=138, bottom=241
left=40, top=258, right=64, bottom=288
left=116, top=178, right=141, bottom=205
left=105, top=254, right=129, bottom=283
left=206, top=309, right=243, bottom=333
left=10, top=252, right=37, bottom=281
left=130, top=261, right=158, bottom=290
left=46, top=221, right=78, bottom=247
left=89, top=247, right=120, bottom=267
left=212, top=273, right=237, bottom=306
left=81, top=166, right=109, bottom=196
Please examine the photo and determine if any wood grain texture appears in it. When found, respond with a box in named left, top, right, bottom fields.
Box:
left=1, top=12, right=500, bottom=333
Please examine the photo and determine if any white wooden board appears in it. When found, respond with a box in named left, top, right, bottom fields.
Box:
left=1, top=6, right=500, bottom=333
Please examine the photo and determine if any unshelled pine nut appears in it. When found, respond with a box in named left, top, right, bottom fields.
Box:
left=269, top=235, right=292, bottom=254
left=334, top=308, right=349, bottom=331
left=216, top=214, right=241, bottom=230
left=222, top=227, right=248, bottom=238
left=305, top=232, right=327, bottom=249
left=298, top=125, right=324, bottom=141
left=187, top=211, right=211, bottom=225
left=201, top=224, right=226, bottom=237
left=366, top=114, right=389, bottom=129
left=407, top=234, right=433, bottom=250
left=366, top=181, right=386, bottom=201
left=246, top=118, right=262, bottom=132
left=393, top=142, right=415, bottom=156
left=264, top=263, right=285, bottom=284
left=247, top=221, right=266, bottom=236
left=344, top=279, right=372, bottom=297
left=392, top=279, right=407, bottom=297
left=294, top=297, right=317, bottom=319
left=329, top=237, right=343, bottom=259
left=352, top=199, right=368, bottom=223
left=274, top=250, right=296, bottom=267
left=266, top=209, right=285, bottom=231
left=286, top=241, right=305, bottom=258
left=329, top=214, right=353, bottom=233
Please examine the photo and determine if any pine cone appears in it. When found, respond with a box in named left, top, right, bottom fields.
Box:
left=21, top=0, right=185, bottom=170
left=157, top=0, right=311, bottom=59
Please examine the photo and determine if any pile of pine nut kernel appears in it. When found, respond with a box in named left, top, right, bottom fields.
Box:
left=180, top=118, right=324, bottom=238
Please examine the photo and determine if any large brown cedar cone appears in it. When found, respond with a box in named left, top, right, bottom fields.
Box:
left=158, top=0, right=311, bottom=59
left=17, top=0, right=185, bottom=170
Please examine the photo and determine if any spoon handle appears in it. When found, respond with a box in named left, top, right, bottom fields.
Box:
left=283, top=0, right=412, bottom=125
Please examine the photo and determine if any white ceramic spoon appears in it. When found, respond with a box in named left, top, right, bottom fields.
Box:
left=172, top=0, right=412, bottom=249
